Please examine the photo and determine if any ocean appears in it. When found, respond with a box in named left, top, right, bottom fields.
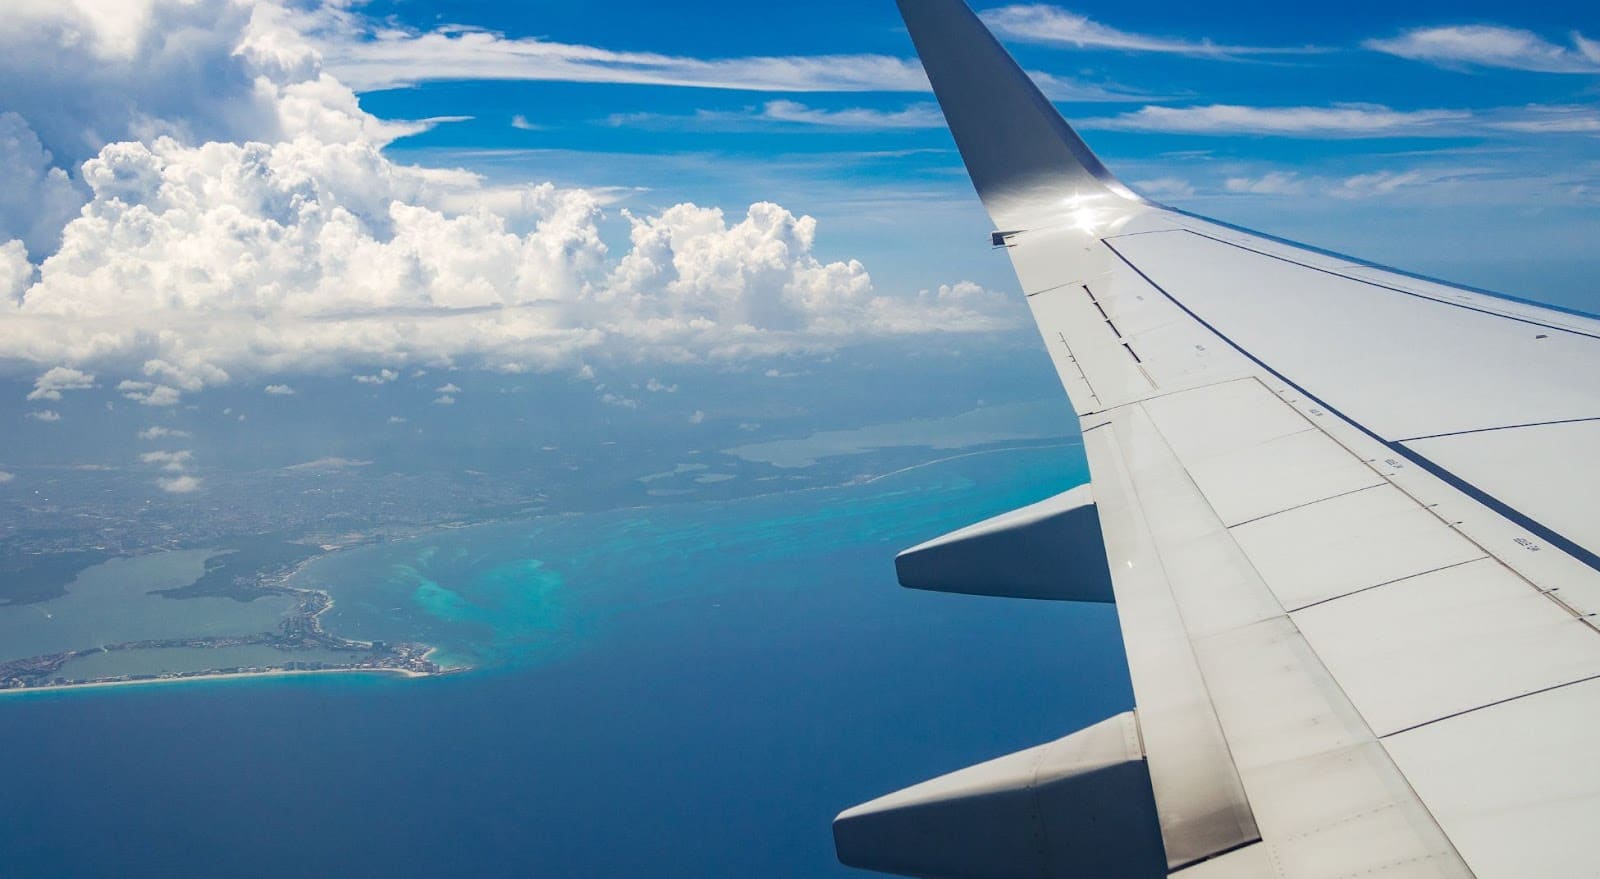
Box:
left=0, top=444, right=1133, bottom=878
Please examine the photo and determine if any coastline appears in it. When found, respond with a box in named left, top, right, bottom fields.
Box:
left=3, top=441, right=1075, bottom=701
left=0, top=663, right=443, bottom=699
left=0, top=581, right=445, bottom=692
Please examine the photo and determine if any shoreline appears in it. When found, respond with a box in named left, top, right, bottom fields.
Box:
left=0, top=664, right=443, bottom=698
left=3, top=440, right=1071, bottom=701
left=2, top=575, right=444, bottom=691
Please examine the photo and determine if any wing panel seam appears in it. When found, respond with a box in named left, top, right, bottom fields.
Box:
left=1397, top=416, right=1600, bottom=443
left=1176, top=229, right=1600, bottom=341
left=1380, top=671, right=1600, bottom=739
left=1100, top=237, right=1600, bottom=581
left=1285, top=556, right=1491, bottom=613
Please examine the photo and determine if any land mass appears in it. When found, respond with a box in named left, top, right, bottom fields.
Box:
left=0, top=582, right=442, bottom=691
left=0, top=550, right=113, bottom=606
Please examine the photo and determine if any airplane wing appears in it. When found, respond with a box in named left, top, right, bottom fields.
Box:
left=833, top=3, right=1600, bottom=878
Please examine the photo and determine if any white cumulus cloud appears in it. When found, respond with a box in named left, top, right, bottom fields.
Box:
left=157, top=474, right=203, bottom=494
left=0, top=239, right=33, bottom=305
left=27, top=366, right=95, bottom=401
left=354, top=370, right=401, bottom=385
left=119, top=382, right=182, bottom=407
left=265, top=384, right=296, bottom=395
left=140, top=450, right=194, bottom=472
left=0, top=0, right=1020, bottom=401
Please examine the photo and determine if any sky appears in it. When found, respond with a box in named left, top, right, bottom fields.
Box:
left=0, top=0, right=1596, bottom=491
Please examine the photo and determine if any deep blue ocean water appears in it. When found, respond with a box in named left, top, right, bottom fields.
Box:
left=0, top=445, right=1133, bottom=878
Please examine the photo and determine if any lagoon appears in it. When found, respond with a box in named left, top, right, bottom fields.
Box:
left=0, top=550, right=298, bottom=664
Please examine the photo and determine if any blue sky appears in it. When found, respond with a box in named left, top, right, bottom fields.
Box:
left=0, top=0, right=1595, bottom=492
left=350, top=0, right=1600, bottom=302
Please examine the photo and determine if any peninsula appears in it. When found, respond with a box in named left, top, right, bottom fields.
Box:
left=0, top=583, right=443, bottom=692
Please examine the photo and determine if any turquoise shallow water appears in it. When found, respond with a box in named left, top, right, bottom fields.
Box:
left=291, top=441, right=1094, bottom=672
left=0, top=442, right=1134, bottom=878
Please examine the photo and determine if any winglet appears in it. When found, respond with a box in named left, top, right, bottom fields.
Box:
left=897, top=0, right=1142, bottom=230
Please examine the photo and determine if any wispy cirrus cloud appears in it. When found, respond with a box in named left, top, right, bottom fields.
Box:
left=1196, top=164, right=1571, bottom=205
left=320, top=28, right=921, bottom=93
left=980, top=4, right=1318, bottom=57
left=1223, top=168, right=1484, bottom=199
left=1485, top=105, right=1600, bottom=133
left=1083, top=103, right=1600, bottom=138
left=1132, top=177, right=1197, bottom=199
left=1366, top=25, right=1600, bottom=73
left=759, top=101, right=946, bottom=129
left=611, top=101, right=946, bottom=132
left=310, top=14, right=1138, bottom=102
left=1328, top=169, right=1476, bottom=200
left=1224, top=171, right=1309, bottom=195
left=285, top=457, right=373, bottom=472
left=1084, top=104, right=1474, bottom=137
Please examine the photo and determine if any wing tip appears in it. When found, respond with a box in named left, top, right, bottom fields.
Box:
left=897, top=0, right=1143, bottom=228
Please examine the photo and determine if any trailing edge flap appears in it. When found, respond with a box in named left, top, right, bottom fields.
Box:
left=833, top=712, right=1167, bottom=879
left=895, top=484, right=1114, bottom=603
left=896, top=0, right=1142, bottom=232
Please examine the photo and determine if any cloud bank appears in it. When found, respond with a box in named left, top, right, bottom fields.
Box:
left=0, top=0, right=1021, bottom=403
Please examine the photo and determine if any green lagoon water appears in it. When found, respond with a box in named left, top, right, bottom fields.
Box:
left=55, top=645, right=357, bottom=680
left=0, top=550, right=299, bottom=663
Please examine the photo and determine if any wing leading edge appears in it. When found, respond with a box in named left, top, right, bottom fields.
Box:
left=835, top=2, right=1600, bottom=878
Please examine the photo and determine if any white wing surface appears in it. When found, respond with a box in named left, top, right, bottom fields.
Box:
left=834, top=3, right=1600, bottom=878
